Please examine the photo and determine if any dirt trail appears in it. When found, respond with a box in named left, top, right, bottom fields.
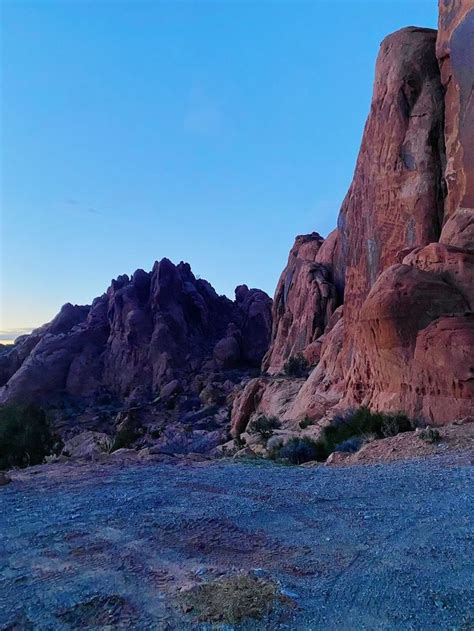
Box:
left=1, top=455, right=473, bottom=629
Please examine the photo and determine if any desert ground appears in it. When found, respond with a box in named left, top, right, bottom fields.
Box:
left=1, top=452, right=473, bottom=630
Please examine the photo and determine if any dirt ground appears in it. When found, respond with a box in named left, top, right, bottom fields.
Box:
left=1, top=446, right=473, bottom=630
left=327, top=420, right=474, bottom=466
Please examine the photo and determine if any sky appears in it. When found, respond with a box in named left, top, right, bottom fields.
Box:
left=1, top=0, right=437, bottom=343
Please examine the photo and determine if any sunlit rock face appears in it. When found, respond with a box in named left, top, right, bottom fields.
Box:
left=233, top=3, right=474, bottom=434
left=334, top=26, right=445, bottom=327
left=341, top=6, right=474, bottom=422
left=3, top=1, right=474, bottom=443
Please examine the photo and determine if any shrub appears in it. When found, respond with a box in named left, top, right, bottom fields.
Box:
left=334, top=436, right=365, bottom=453
left=283, top=354, right=309, bottom=378
left=277, top=437, right=327, bottom=464
left=248, top=416, right=281, bottom=440
left=299, top=417, right=315, bottom=429
left=320, top=407, right=413, bottom=455
left=0, top=404, right=58, bottom=470
left=234, top=435, right=247, bottom=450
left=418, top=426, right=441, bottom=443
left=381, top=412, right=412, bottom=437
left=111, top=426, right=139, bottom=452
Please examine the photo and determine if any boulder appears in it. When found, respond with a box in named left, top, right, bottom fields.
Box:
left=62, top=431, right=112, bottom=460
left=160, top=379, right=182, bottom=399
left=0, top=472, right=12, bottom=486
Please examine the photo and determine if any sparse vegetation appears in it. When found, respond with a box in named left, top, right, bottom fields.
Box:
left=334, top=436, right=365, bottom=453
left=248, top=415, right=281, bottom=440
left=283, top=353, right=309, bottom=378
left=299, top=417, right=315, bottom=429
left=0, top=404, right=59, bottom=470
left=273, top=436, right=327, bottom=464
left=234, top=435, right=247, bottom=450
left=269, top=408, right=416, bottom=464
left=177, top=574, right=279, bottom=624
left=111, top=426, right=139, bottom=452
left=418, top=426, right=441, bottom=443
left=320, top=407, right=414, bottom=455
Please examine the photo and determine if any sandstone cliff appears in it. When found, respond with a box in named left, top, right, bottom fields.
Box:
left=232, top=2, right=474, bottom=436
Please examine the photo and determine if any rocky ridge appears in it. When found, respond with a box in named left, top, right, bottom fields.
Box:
left=0, top=259, right=272, bottom=453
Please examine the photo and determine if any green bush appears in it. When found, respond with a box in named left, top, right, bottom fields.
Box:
left=298, top=417, right=315, bottom=429
left=248, top=415, right=281, bottom=440
left=320, top=407, right=413, bottom=455
left=268, top=408, right=415, bottom=464
left=283, top=354, right=309, bottom=378
left=0, top=404, right=57, bottom=470
left=381, top=412, right=413, bottom=437
left=275, top=437, right=327, bottom=464
left=334, top=436, right=365, bottom=453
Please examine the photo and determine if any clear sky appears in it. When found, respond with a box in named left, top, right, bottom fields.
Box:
left=1, top=0, right=437, bottom=343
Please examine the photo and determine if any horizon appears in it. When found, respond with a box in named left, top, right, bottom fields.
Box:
left=1, top=0, right=437, bottom=344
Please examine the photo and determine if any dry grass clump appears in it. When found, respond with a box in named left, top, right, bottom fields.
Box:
left=178, top=574, right=279, bottom=623
left=417, top=426, right=441, bottom=443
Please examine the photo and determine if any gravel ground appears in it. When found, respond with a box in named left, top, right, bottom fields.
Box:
left=0, top=455, right=473, bottom=630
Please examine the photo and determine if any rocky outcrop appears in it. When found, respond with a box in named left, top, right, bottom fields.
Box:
left=0, top=259, right=272, bottom=448
left=232, top=4, right=474, bottom=436
left=436, top=1, right=474, bottom=222
left=0, top=260, right=272, bottom=407
left=263, top=232, right=339, bottom=374
left=4, top=2, right=474, bottom=450
left=340, top=8, right=474, bottom=423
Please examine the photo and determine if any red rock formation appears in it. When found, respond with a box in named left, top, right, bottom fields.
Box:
left=262, top=232, right=338, bottom=374
left=437, top=1, right=474, bottom=222
left=334, top=27, right=445, bottom=325
left=232, top=4, right=474, bottom=435
left=4, top=2, right=474, bottom=445
left=340, top=7, right=474, bottom=423
left=0, top=259, right=272, bottom=409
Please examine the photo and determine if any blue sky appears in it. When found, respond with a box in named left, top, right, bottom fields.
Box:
left=1, top=0, right=437, bottom=341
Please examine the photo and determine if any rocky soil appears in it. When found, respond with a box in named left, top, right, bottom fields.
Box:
left=1, top=454, right=473, bottom=630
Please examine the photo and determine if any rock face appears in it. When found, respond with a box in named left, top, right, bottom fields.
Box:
left=342, top=10, right=474, bottom=422
left=232, top=3, right=474, bottom=436
left=334, top=27, right=445, bottom=325
left=0, top=259, right=272, bottom=449
left=436, top=1, right=474, bottom=222
left=263, top=232, right=339, bottom=374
